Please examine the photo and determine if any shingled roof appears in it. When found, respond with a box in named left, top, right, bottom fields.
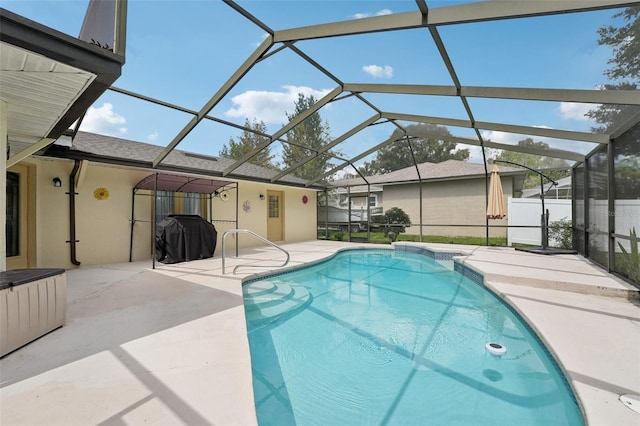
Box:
left=331, top=160, right=525, bottom=188
left=43, top=131, right=317, bottom=188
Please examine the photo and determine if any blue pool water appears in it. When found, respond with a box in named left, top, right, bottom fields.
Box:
left=243, top=249, right=584, bottom=425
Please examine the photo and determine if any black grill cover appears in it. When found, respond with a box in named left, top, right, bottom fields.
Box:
left=155, top=215, right=217, bottom=264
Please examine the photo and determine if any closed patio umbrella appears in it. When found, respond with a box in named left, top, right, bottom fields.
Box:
left=487, top=164, right=506, bottom=219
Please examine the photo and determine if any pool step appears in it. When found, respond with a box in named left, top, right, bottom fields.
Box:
left=244, top=283, right=295, bottom=311
left=243, top=281, right=311, bottom=325
left=243, top=280, right=281, bottom=298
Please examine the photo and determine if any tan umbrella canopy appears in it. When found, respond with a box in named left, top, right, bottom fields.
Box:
left=487, top=164, right=507, bottom=220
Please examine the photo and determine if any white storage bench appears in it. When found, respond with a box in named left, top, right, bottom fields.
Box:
left=0, top=268, right=67, bottom=357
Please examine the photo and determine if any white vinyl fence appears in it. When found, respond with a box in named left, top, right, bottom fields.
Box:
left=590, top=200, right=640, bottom=236
left=507, top=198, right=572, bottom=246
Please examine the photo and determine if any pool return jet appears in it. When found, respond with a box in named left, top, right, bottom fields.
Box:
left=494, top=160, right=577, bottom=255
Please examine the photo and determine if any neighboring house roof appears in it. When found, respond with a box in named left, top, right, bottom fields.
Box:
left=42, top=131, right=324, bottom=189
left=334, top=185, right=384, bottom=195
left=521, top=176, right=572, bottom=198
left=332, top=160, right=525, bottom=187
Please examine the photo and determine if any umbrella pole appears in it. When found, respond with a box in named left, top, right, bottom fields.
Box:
left=495, top=160, right=558, bottom=249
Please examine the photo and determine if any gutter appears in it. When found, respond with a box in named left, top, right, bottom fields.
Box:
left=42, top=145, right=331, bottom=191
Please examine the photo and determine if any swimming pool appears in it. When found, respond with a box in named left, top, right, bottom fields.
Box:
left=243, top=248, right=584, bottom=425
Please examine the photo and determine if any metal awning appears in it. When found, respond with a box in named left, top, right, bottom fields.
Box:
left=131, top=172, right=239, bottom=265
left=134, top=173, right=234, bottom=194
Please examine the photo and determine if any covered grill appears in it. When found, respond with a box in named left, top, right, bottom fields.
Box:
left=155, top=215, right=217, bottom=264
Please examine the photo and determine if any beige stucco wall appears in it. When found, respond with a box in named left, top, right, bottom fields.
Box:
left=214, top=181, right=317, bottom=252
left=33, top=158, right=151, bottom=268
left=382, top=177, right=513, bottom=238
left=22, top=158, right=317, bottom=268
left=281, top=187, right=317, bottom=241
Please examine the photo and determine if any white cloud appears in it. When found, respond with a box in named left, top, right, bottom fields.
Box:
left=481, top=130, right=526, bottom=145
left=80, top=103, right=127, bottom=136
left=559, top=102, right=595, bottom=121
left=148, top=131, right=159, bottom=142
left=255, top=33, right=269, bottom=47
left=224, top=85, right=333, bottom=124
left=352, top=9, right=392, bottom=19
left=466, top=146, right=486, bottom=164
left=363, top=64, right=393, bottom=79
left=480, top=129, right=594, bottom=157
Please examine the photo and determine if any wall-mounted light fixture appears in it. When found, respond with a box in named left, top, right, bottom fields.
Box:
left=52, top=177, right=62, bottom=187
left=259, top=193, right=265, bottom=200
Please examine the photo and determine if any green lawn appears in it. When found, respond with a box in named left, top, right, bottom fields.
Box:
left=318, top=231, right=507, bottom=246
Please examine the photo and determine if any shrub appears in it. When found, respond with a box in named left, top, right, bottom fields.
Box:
left=618, top=227, right=639, bottom=283
left=548, top=218, right=573, bottom=249
left=381, top=207, right=411, bottom=235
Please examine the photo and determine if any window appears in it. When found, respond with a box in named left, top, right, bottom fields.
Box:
left=184, top=193, right=201, bottom=215
left=154, top=191, right=202, bottom=223
left=155, top=190, right=174, bottom=223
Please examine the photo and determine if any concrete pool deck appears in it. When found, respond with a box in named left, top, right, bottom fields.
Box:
left=1, top=240, right=638, bottom=425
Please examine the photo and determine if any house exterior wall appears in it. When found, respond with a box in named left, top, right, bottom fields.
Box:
left=214, top=181, right=317, bottom=251
left=34, top=158, right=151, bottom=268
left=282, top=187, right=317, bottom=242
left=21, top=158, right=317, bottom=269
left=381, top=176, right=513, bottom=238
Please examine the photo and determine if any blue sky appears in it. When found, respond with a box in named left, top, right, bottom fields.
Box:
left=2, top=1, right=627, bottom=167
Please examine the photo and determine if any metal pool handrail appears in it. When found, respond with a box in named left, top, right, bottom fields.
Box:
left=221, top=229, right=290, bottom=274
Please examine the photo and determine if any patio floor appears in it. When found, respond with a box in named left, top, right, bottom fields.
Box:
left=1, top=240, right=638, bottom=425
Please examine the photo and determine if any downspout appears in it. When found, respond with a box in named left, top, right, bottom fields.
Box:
left=67, top=160, right=81, bottom=266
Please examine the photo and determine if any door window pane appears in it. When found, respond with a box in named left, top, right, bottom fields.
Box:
left=269, top=195, right=279, bottom=218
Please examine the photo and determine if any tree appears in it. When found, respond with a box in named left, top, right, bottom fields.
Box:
left=360, top=123, right=469, bottom=175
left=493, top=138, right=571, bottom=188
left=597, top=7, right=639, bottom=82
left=615, top=156, right=640, bottom=199
left=282, top=93, right=338, bottom=181
left=355, top=161, right=378, bottom=177
left=586, top=83, right=639, bottom=134
left=586, top=7, right=639, bottom=133
left=219, top=118, right=277, bottom=169
left=380, top=207, right=411, bottom=236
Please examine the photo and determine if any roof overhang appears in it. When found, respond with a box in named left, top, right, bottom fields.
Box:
left=1, top=7, right=125, bottom=167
